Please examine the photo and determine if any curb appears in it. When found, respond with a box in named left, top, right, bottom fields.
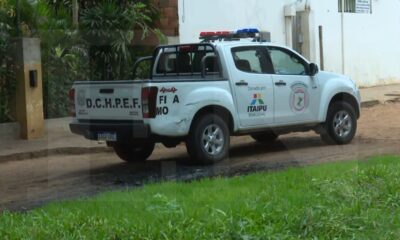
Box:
left=0, top=147, right=113, bottom=164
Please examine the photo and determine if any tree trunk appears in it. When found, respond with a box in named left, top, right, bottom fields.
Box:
left=72, top=0, right=79, bottom=27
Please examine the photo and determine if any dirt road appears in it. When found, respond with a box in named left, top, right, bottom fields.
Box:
left=1, top=103, right=399, bottom=211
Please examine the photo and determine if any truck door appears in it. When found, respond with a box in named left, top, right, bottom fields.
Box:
left=267, top=46, right=320, bottom=124
left=229, top=46, right=275, bottom=128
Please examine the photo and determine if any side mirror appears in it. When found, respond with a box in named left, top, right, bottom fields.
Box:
left=309, top=63, right=319, bottom=76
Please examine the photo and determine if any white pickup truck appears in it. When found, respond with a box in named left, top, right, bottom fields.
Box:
left=70, top=30, right=361, bottom=164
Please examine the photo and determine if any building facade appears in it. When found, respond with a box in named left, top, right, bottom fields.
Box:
left=134, top=0, right=180, bottom=45
left=174, top=0, right=400, bottom=87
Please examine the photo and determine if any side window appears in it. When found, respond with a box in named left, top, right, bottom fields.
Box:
left=231, top=47, right=274, bottom=74
left=268, top=47, right=307, bottom=75
left=338, top=0, right=372, bottom=14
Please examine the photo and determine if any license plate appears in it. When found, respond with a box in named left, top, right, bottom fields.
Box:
left=97, top=132, right=117, bottom=142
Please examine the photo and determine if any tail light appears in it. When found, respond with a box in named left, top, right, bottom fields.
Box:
left=141, top=87, right=158, bottom=119
left=69, top=88, right=76, bottom=117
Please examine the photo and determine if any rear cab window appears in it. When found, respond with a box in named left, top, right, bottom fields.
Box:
left=153, top=44, right=221, bottom=79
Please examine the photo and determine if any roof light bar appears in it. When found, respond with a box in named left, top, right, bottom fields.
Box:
left=199, top=28, right=260, bottom=41
left=215, top=31, right=232, bottom=36
left=200, top=31, right=216, bottom=38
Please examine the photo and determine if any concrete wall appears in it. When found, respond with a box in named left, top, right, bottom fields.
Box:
left=309, top=0, right=400, bottom=86
left=177, top=0, right=400, bottom=87
left=178, top=0, right=294, bottom=44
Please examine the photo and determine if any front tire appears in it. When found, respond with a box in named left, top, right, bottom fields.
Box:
left=113, top=141, right=155, bottom=163
left=186, top=114, right=230, bottom=165
left=321, top=101, right=357, bottom=145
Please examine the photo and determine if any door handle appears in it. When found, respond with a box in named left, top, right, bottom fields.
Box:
left=236, top=80, right=248, bottom=86
left=275, top=80, right=287, bottom=87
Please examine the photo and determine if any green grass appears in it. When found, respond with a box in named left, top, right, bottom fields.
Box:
left=2, top=156, right=400, bottom=239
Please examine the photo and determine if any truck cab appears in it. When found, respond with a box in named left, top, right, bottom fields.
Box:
left=70, top=29, right=361, bottom=164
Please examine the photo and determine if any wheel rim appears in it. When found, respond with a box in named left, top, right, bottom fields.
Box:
left=333, top=110, right=353, bottom=138
left=201, top=124, right=225, bottom=156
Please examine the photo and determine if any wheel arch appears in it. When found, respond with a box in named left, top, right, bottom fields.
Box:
left=328, top=92, right=360, bottom=119
left=190, top=105, right=235, bottom=134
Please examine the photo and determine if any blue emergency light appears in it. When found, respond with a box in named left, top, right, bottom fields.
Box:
left=236, top=28, right=260, bottom=34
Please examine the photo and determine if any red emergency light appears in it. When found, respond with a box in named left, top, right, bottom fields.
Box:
left=200, top=31, right=233, bottom=38
left=200, top=32, right=217, bottom=38
left=215, top=31, right=231, bottom=36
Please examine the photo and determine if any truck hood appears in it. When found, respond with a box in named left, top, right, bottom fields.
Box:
left=318, top=71, right=359, bottom=90
left=319, top=71, right=349, bottom=80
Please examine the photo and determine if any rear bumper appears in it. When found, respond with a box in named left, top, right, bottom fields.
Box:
left=70, top=120, right=150, bottom=141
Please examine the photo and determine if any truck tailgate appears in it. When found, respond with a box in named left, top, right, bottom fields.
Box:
left=74, top=81, right=143, bottom=121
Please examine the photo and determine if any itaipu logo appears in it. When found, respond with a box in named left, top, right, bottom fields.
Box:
left=248, top=93, right=268, bottom=114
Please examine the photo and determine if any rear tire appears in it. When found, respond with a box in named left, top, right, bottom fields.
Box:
left=321, top=101, right=357, bottom=145
left=251, top=131, right=278, bottom=143
left=113, top=141, right=155, bottom=163
left=186, top=114, right=230, bottom=165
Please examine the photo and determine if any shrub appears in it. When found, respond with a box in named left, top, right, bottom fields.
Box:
left=0, top=0, right=16, bottom=122
left=80, top=1, right=161, bottom=80
left=0, top=0, right=162, bottom=121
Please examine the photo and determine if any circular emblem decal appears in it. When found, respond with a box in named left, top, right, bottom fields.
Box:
left=290, top=83, right=309, bottom=113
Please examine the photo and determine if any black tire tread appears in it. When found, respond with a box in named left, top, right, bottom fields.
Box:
left=186, top=114, right=230, bottom=165
left=321, top=101, right=357, bottom=145
left=113, top=142, right=155, bottom=162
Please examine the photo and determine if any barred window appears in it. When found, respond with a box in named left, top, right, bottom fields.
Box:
left=338, top=0, right=372, bottom=13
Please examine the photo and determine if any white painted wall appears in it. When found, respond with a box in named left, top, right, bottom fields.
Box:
left=178, top=0, right=294, bottom=44
left=309, top=0, right=400, bottom=86
left=178, top=0, right=400, bottom=87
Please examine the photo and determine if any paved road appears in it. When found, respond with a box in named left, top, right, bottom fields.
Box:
left=1, top=103, right=399, bottom=211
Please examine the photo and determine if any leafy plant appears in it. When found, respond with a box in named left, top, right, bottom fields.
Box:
left=80, top=0, right=161, bottom=80
left=42, top=43, right=89, bottom=118
left=0, top=0, right=162, bottom=121
left=0, top=0, right=46, bottom=122
left=0, top=0, right=16, bottom=122
left=34, top=0, right=90, bottom=118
